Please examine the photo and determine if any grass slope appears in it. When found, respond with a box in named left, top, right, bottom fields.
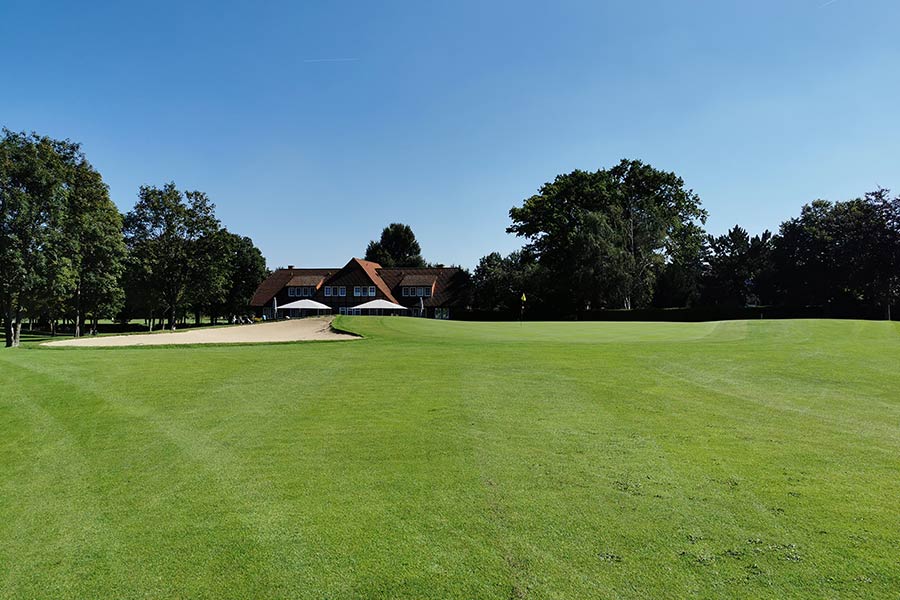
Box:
left=1, top=318, right=899, bottom=599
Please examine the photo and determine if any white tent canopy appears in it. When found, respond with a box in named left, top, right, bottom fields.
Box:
left=279, top=299, right=331, bottom=310
left=352, top=299, right=408, bottom=311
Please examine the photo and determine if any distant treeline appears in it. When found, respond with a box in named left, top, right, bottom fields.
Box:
left=0, top=130, right=267, bottom=347
left=472, top=160, right=900, bottom=321
left=4, top=128, right=898, bottom=347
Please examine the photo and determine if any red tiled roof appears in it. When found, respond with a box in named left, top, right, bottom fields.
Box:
left=350, top=258, right=399, bottom=303
left=288, top=275, right=325, bottom=287
left=399, top=274, right=437, bottom=286
left=250, top=268, right=334, bottom=306
left=378, top=267, right=470, bottom=308
left=250, top=260, right=471, bottom=309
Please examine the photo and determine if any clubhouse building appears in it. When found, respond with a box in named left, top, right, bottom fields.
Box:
left=250, top=258, right=471, bottom=319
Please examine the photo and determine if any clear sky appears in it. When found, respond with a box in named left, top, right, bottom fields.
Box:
left=3, top=0, right=898, bottom=269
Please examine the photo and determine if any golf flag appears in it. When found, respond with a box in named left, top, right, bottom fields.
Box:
left=521, top=293, right=526, bottom=303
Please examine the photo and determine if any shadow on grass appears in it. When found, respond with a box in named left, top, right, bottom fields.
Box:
left=1, top=331, right=58, bottom=346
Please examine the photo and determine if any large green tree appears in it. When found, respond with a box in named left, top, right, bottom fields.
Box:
left=507, top=160, right=707, bottom=313
left=863, top=188, right=900, bottom=319
left=64, top=159, right=126, bottom=336
left=365, top=223, right=426, bottom=267
left=0, top=130, right=80, bottom=347
left=123, top=184, right=220, bottom=330
left=769, top=196, right=898, bottom=315
left=207, top=230, right=268, bottom=322
left=472, top=250, right=540, bottom=313
left=701, top=226, right=773, bottom=307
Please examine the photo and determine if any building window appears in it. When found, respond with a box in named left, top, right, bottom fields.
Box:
left=325, top=287, right=332, bottom=297
left=424, top=286, right=432, bottom=297
left=339, top=286, right=346, bottom=297
left=368, top=286, right=376, bottom=297
left=354, top=286, right=361, bottom=296
left=416, top=287, right=424, bottom=297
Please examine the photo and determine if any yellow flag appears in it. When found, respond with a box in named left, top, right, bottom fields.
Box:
left=521, top=293, right=527, bottom=303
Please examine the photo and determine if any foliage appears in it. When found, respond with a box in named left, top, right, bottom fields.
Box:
left=768, top=196, right=899, bottom=315
left=472, top=250, right=540, bottom=312
left=123, top=184, right=221, bottom=329
left=365, top=223, right=427, bottom=267
left=701, top=226, right=773, bottom=307
left=507, top=160, right=707, bottom=312
left=0, top=130, right=81, bottom=346
left=209, top=230, right=268, bottom=319
left=64, top=158, right=126, bottom=335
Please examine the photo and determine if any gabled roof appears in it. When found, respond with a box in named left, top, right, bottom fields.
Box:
left=347, top=258, right=399, bottom=303
left=378, top=267, right=469, bottom=307
left=250, top=268, right=333, bottom=306
left=250, top=260, right=470, bottom=309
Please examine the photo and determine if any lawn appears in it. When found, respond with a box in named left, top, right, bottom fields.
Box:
left=1, top=318, right=898, bottom=598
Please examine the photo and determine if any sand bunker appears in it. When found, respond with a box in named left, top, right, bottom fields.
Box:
left=43, top=317, right=357, bottom=347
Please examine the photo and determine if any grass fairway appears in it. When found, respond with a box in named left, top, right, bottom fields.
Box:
left=1, top=318, right=899, bottom=598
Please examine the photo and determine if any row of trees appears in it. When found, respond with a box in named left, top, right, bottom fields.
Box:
left=122, top=183, right=267, bottom=331
left=701, top=191, right=899, bottom=316
left=473, top=159, right=900, bottom=319
left=1, top=130, right=267, bottom=347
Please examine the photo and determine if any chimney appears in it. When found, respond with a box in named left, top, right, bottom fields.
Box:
left=287, top=265, right=295, bottom=270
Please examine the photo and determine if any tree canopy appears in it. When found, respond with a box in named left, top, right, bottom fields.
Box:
left=1, top=130, right=125, bottom=346
left=365, top=223, right=426, bottom=267
left=507, top=159, right=707, bottom=312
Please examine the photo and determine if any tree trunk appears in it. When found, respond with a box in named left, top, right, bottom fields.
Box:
left=168, top=307, right=176, bottom=331
left=13, top=315, right=22, bottom=347
left=3, top=312, right=13, bottom=348
left=74, top=283, right=82, bottom=337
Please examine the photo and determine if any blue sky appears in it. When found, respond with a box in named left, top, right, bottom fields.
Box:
left=3, top=0, right=898, bottom=269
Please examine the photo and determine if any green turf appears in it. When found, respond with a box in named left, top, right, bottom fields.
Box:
left=1, top=318, right=898, bottom=598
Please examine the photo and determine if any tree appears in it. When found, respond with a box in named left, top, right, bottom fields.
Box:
left=472, top=250, right=540, bottom=312
left=208, top=231, right=268, bottom=322
left=123, top=184, right=220, bottom=330
left=863, top=188, right=900, bottom=319
left=187, top=227, right=232, bottom=324
left=769, top=200, right=834, bottom=307
left=365, top=223, right=426, bottom=267
left=702, top=226, right=751, bottom=307
left=768, top=197, right=897, bottom=314
left=64, top=158, right=126, bottom=336
left=507, top=160, right=707, bottom=313
left=0, top=130, right=79, bottom=347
